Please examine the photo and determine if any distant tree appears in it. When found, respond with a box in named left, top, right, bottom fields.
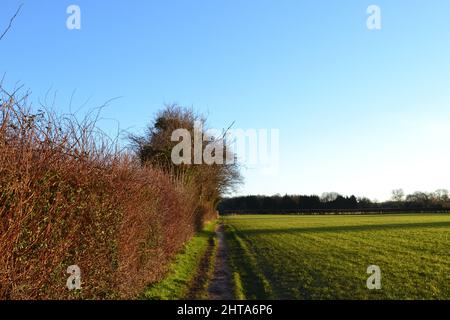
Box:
left=348, top=195, right=358, bottom=208
left=406, top=192, right=430, bottom=208
left=433, top=189, right=449, bottom=202
left=391, top=189, right=405, bottom=202
left=357, top=197, right=373, bottom=208
left=320, top=192, right=340, bottom=203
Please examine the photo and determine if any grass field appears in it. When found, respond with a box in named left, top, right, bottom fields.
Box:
left=223, top=214, right=450, bottom=300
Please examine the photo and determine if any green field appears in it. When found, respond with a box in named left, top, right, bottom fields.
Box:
left=223, top=214, right=450, bottom=300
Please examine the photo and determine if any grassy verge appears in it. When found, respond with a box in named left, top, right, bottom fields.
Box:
left=142, top=221, right=217, bottom=300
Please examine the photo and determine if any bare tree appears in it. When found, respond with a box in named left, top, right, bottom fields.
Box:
left=432, top=189, right=449, bottom=204
left=391, top=189, right=405, bottom=202
left=320, top=192, right=340, bottom=203
left=406, top=191, right=430, bottom=207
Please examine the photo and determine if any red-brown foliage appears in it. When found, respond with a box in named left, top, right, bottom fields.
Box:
left=0, top=89, right=214, bottom=299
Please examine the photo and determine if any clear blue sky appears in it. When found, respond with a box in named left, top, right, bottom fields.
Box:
left=2, top=0, right=450, bottom=201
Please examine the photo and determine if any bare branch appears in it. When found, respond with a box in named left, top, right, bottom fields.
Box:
left=0, top=4, right=23, bottom=41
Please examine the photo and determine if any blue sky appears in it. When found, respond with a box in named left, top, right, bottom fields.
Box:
left=1, top=0, right=450, bottom=200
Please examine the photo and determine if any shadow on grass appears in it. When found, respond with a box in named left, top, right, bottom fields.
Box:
left=236, top=221, right=450, bottom=236
left=225, top=225, right=273, bottom=300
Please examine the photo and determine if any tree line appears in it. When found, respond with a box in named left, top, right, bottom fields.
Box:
left=218, top=189, right=450, bottom=214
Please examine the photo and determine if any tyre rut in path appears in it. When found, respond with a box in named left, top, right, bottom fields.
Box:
left=207, top=224, right=234, bottom=300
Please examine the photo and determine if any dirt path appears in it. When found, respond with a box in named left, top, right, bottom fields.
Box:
left=207, top=224, right=234, bottom=300
left=186, top=236, right=216, bottom=299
